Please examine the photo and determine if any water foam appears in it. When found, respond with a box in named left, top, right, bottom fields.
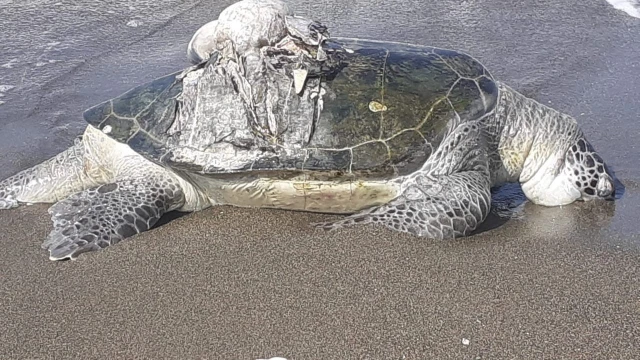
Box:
left=0, top=85, right=15, bottom=106
left=606, top=0, right=640, bottom=18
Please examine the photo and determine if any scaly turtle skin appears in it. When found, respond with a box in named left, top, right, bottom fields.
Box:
left=0, top=0, right=615, bottom=260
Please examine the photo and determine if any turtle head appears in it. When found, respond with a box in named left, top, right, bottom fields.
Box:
left=563, top=137, right=615, bottom=201
left=521, top=136, right=615, bottom=206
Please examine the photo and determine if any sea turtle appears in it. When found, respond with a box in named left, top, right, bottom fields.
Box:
left=0, top=0, right=615, bottom=260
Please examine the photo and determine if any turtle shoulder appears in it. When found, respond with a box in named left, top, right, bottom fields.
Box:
left=299, top=38, right=499, bottom=177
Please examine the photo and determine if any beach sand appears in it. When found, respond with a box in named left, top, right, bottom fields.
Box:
left=1, top=197, right=638, bottom=358
left=0, top=0, right=639, bottom=358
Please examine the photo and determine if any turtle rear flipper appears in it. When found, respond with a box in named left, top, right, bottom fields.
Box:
left=43, top=174, right=186, bottom=260
left=315, top=121, right=492, bottom=238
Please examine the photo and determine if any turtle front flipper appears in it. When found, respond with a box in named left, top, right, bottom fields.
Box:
left=42, top=173, right=186, bottom=260
left=0, top=139, right=97, bottom=209
left=315, top=121, right=492, bottom=239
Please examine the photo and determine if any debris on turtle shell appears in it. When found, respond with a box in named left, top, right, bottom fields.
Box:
left=369, top=100, right=388, bottom=112
left=293, top=68, right=308, bottom=94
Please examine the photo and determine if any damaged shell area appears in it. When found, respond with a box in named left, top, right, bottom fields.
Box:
left=187, top=0, right=331, bottom=65
left=209, top=0, right=292, bottom=55
left=285, top=15, right=330, bottom=46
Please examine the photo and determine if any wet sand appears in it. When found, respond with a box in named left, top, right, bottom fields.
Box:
left=1, top=0, right=639, bottom=358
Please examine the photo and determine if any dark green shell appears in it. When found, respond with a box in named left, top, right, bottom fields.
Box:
left=84, top=38, right=498, bottom=179
left=83, top=71, right=182, bottom=159
left=301, top=38, right=498, bottom=176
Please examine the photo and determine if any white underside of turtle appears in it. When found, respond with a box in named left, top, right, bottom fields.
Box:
left=0, top=0, right=616, bottom=260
